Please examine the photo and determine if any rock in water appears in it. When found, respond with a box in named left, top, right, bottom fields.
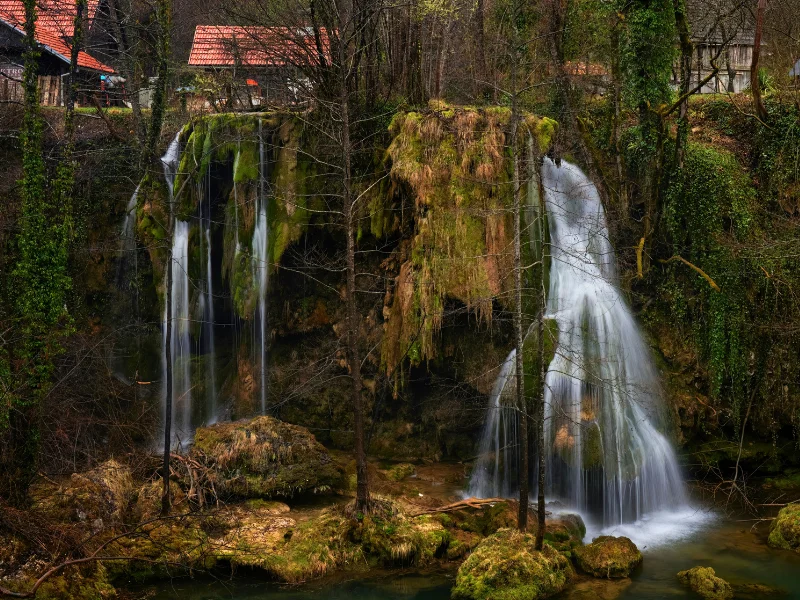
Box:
left=676, top=566, right=733, bottom=600
left=191, top=416, right=344, bottom=498
left=452, top=528, right=572, bottom=600
left=768, top=504, right=800, bottom=552
left=574, top=536, right=642, bottom=578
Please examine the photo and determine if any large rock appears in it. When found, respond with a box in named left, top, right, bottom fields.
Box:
left=768, top=504, right=800, bottom=552
left=32, top=459, right=134, bottom=528
left=452, top=528, right=572, bottom=600
left=676, top=566, right=733, bottom=600
left=574, top=536, right=642, bottom=578
left=191, top=416, right=344, bottom=499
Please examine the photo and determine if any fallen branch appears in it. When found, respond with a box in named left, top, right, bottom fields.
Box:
left=660, top=256, right=720, bottom=291
left=411, top=497, right=507, bottom=516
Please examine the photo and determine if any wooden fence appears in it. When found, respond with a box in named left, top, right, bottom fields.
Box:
left=0, top=75, right=63, bottom=106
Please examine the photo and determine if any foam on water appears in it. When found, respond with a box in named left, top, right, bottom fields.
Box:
left=585, top=507, right=718, bottom=550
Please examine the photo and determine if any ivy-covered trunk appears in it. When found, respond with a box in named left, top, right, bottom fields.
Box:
left=2, top=0, right=73, bottom=506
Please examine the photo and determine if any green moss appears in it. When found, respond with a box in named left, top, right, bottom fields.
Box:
left=768, top=504, right=800, bottom=552
left=384, top=462, right=416, bottom=481
left=574, top=536, right=642, bottom=578
left=677, top=566, right=733, bottom=600
left=452, top=528, right=573, bottom=600
left=383, top=107, right=556, bottom=373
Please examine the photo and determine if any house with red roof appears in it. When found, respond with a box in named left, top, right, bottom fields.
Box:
left=0, top=0, right=115, bottom=105
left=187, top=25, right=325, bottom=107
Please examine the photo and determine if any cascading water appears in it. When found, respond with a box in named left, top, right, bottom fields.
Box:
left=252, top=119, right=270, bottom=413
left=150, top=122, right=274, bottom=447
left=469, top=158, right=688, bottom=527
left=160, top=134, right=194, bottom=445
left=116, top=185, right=140, bottom=287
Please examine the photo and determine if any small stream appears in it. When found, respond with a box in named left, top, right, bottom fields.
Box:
left=145, top=513, right=800, bottom=600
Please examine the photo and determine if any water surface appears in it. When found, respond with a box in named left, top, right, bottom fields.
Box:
left=146, top=516, right=800, bottom=600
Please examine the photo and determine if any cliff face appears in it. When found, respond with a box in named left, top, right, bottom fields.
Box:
left=4, top=100, right=798, bottom=472
left=123, top=106, right=555, bottom=459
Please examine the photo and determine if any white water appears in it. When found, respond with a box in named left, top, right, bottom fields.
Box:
left=252, top=119, right=270, bottom=413
left=160, top=133, right=194, bottom=446
left=469, top=159, right=689, bottom=531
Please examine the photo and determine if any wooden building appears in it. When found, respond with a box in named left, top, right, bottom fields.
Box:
left=0, top=0, right=114, bottom=105
left=679, top=0, right=758, bottom=94
left=187, top=25, right=324, bottom=108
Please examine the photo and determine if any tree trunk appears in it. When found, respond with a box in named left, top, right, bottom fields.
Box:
left=534, top=172, right=547, bottom=551
left=511, top=96, right=528, bottom=532
left=161, top=205, right=174, bottom=516
left=143, top=0, right=171, bottom=167
left=475, top=0, right=488, bottom=99
left=673, top=0, right=693, bottom=169
left=751, top=0, right=767, bottom=120
left=341, top=81, right=370, bottom=513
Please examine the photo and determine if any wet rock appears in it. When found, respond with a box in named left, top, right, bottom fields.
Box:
left=452, top=528, right=573, bottom=599
left=676, top=566, right=733, bottom=600
left=191, top=416, right=344, bottom=499
left=768, top=504, right=800, bottom=552
left=545, top=513, right=586, bottom=554
left=574, top=536, right=642, bottom=578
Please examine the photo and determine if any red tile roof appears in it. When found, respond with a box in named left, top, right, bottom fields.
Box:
left=0, top=0, right=113, bottom=72
left=188, top=25, right=327, bottom=68
left=0, top=0, right=100, bottom=37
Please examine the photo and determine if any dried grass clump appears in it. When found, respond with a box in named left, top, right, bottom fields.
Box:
left=191, top=416, right=344, bottom=499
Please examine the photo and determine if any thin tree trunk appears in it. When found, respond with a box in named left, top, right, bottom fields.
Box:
left=511, top=88, right=528, bottom=532
left=751, top=0, right=767, bottom=120
left=143, top=0, right=171, bottom=167
left=341, top=81, right=369, bottom=513
left=475, top=0, right=488, bottom=98
left=161, top=206, right=174, bottom=516
left=673, top=0, right=693, bottom=169
left=533, top=166, right=547, bottom=550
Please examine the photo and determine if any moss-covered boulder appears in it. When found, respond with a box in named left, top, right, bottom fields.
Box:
left=544, top=513, right=586, bottom=554
left=384, top=462, right=416, bottom=481
left=676, top=566, right=733, bottom=600
left=31, top=459, right=134, bottom=528
left=191, top=416, right=344, bottom=499
left=768, top=504, right=800, bottom=552
left=452, top=528, right=572, bottom=600
left=574, top=536, right=642, bottom=578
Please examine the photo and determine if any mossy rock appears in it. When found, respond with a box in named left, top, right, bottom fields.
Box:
left=768, top=504, right=800, bottom=552
left=676, top=566, right=733, bottom=600
left=4, top=563, right=117, bottom=600
left=384, top=463, right=416, bottom=481
left=544, top=513, right=586, bottom=552
left=31, top=459, right=134, bottom=527
left=191, top=416, right=345, bottom=499
left=452, top=528, right=573, bottom=600
left=574, top=536, right=642, bottom=578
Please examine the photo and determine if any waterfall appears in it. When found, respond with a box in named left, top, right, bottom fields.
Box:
left=469, top=158, right=687, bottom=526
left=164, top=220, right=193, bottom=444
left=252, top=119, right=270, bottom=413
left=116, top=185, right=140, bottom=288
left=160, top=134, right=194, bottom=446
left=467, top=350, right=519, bottom=499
